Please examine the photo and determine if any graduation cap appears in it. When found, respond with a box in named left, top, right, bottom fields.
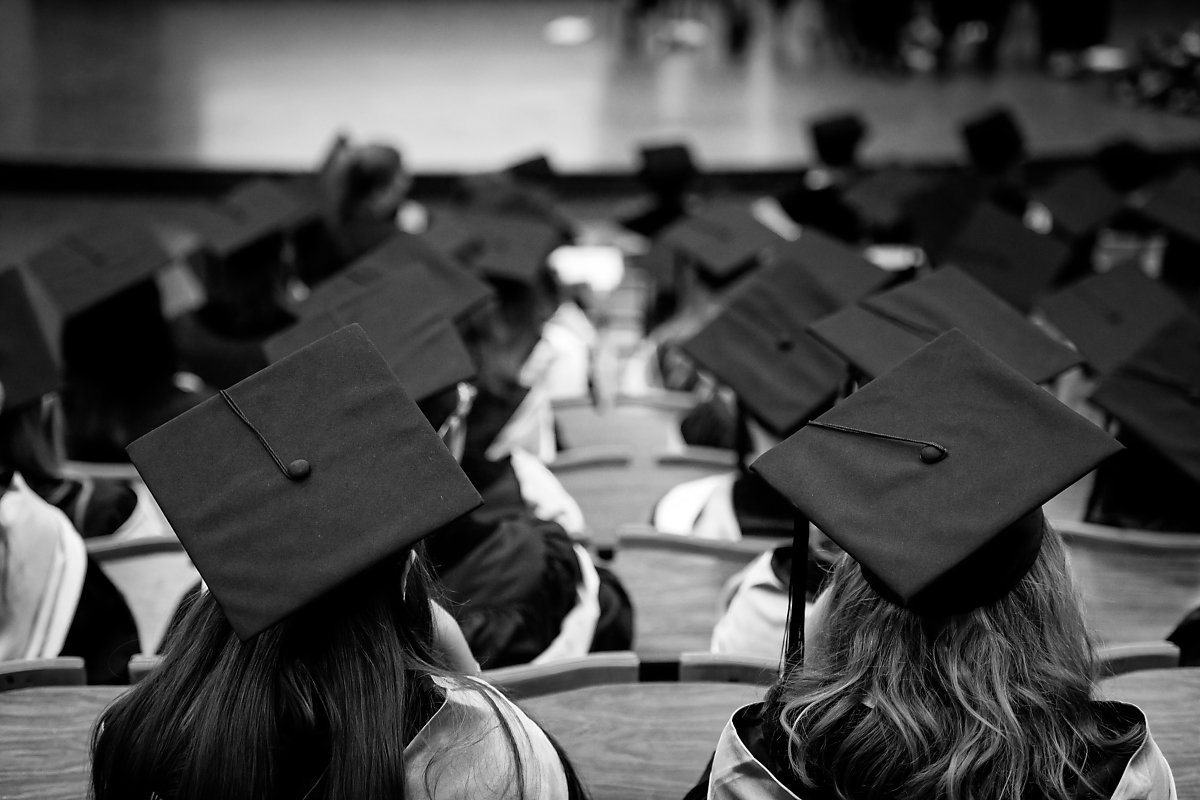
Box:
left=1133, top=166, right=1200, bottom=247
left=680, top=265, right=849, bottom=437
left=809, top=267, right=1082, bottom=384
left=505, top=154, right=557, bottom=184
left=1038, top=264, right=1189, bottom=375
left=661, top=203, right=784, bottom=284
left=1094, top=138, right=1159, bottom=194
left=809, top=112, right=868, bottom=169
left=637, top=143, right=698, bottom=198
left=1090, top=314, right=1200, bottom=486
left=941, top=203, right=1072, bottom=312
left=337, top=234, right=495, bottom=322
left=127, top=324, right=482, bottom=640
left=266, top=270, right=475, bottom=404
left=773, top=229, right=895, bottom=304
left=842, top=167, right=934, bottom=235
left=960, top=107, right=1025, bottom=174
left=1031, top=170, right=1125, bottom=241
left=24, top=220, right=173, bottom=318
left=182, top=179, right=319, bottom=262
left=452, top=213, right=564, bottom=286
left=752, top=329, right=1121, bottom=641
left=0, top=266, right=61, bottom=412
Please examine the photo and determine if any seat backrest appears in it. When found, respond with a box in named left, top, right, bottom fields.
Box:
left=520, top=676, right=765, bottom=800
left=612, top=527, right=781, bottom=656
left=1053, top=518, right=1200, bottom=644
left=0, top=657, right=87, bottom=692
left=86, top=535, right=200, bottom=656
left=550, top=451, right=742, bottom=555
left=127, top=653, right=164, bottom=685
left=483, top=651, right=640, bottom=700
left=678, top=651, right=780, bottom=685
left=1096, top=641, right=1181, bottom=678
left=553, top=392, right=694, bottom=454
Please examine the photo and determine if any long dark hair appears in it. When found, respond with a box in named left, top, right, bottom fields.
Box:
left=90, top=548, right=549, bottom=800
left=768, top=526, right=1142, bottom=800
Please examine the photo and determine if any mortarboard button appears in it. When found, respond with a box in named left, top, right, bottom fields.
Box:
left=921, top=445, right=946, bottom=464
left=287, top=459, right=312, bottom=480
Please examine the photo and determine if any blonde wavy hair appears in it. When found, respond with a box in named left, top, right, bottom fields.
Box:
left=770, top=524, right=1141, bottom=800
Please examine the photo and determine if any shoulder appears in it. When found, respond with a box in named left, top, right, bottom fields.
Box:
left=1091, top=701, right=1178, bottom=800
left=404, top=675, right=570, bottom=800
left=707, top=702, right=804, bottom=800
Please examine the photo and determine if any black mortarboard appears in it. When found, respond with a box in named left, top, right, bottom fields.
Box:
left=183, top=179, right=318, bottom=262
left=1038, top=264, right=1189, bottom=375
left=266, top=270, right=475, bottom=404
left=809, top=112, right=868, bottom=169
left=661, top=203, right=784, bottom=284
left=1134, top=166, right=1200, bottom=247
left=454, top=212, right=563, bottom=286
left=337, top=234, right=495, bottom=322
left=24, top=221, right=172, bottom=318
left=941, top=203, right=1072, bottom=312
left=773, top=229, right=895, bottom=304
left=0, top=266, right=61, bottom=412
left=1094, top=138, right=1160, bottom=194
left=842, top=167, right=933, bottom=234
left=1031, top=170, right=1125, bottom=241
left=905, top=172, right=987, bottom=262
left=638, top=143, right=698, bottom=197
left=1090, top=314, right=1200, bottom=485
left=810, top=267, right=1082, bottom=383
left=506, top=154, right=557, bottom=184
left=752, top=329, right=1121, bottom=618
left=128, top=325, right=482, bottom=640
left=960, top=107, right=1026, bottom=174
left=680, top=265, right=848, bottom=436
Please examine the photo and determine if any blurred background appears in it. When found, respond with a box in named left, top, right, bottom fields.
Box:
left=1, top=0, right=1199, bottom=171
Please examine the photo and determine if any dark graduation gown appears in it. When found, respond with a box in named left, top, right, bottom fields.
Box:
left=687, top=701, right=1176, bottom=799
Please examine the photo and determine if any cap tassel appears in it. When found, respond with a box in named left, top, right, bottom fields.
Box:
left=807, top=420, right=948, bottom=464
left=219, top=390, right=311, bottom=481
left=783, top=516, right=808, bottom=672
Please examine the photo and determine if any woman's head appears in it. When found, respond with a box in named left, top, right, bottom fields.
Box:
left=774, top=524, right=1136, bottom=800
left=92, top=548, right=448, bottom=800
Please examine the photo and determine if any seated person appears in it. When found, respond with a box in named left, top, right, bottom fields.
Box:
left=172, top=213, right=300, bottom=390
left=2, top=268, right=174, bottom=539
left=99, top=326, right=583, bottom=798
left=60, top=279, right=211, bottom=464
left=687, top=331, right=1175, bottom=799
left=428, top=379, right=633, bottom=667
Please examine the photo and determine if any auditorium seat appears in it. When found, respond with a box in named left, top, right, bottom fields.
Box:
left=86, top=535, right=200, bottom=655
left=609, top=525, right=785, bottom=656
left=0, top=658, right=87, bottom=692
left=482, top=651, right=640, bottom=700
left=1052, top=518, right=1200, bottom=645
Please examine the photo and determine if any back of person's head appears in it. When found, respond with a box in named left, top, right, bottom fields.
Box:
left=770, top=526, right=1140, bottom=800
left=91, top=552, right=446, bottom=800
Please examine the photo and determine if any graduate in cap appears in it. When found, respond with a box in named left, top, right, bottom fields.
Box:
left=94, top=325, right=583, bottom=800
left=655, top=234, right=893, bottom=542
left=170, top=180, right=315, bottom=390
left=266, top=284, right=628, bottom=667
left=1084, top=314, right=1200, bottom=534
left=22, top=220, right=211, bottom=465
left=689, top=330, right=1176, bottom=800
left=1, top=261, right=180, bottom=540
left=0, top=266, right=140, bottom=683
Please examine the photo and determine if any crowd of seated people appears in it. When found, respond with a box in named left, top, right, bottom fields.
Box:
left=1, top=106, right=1196, bottom=798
